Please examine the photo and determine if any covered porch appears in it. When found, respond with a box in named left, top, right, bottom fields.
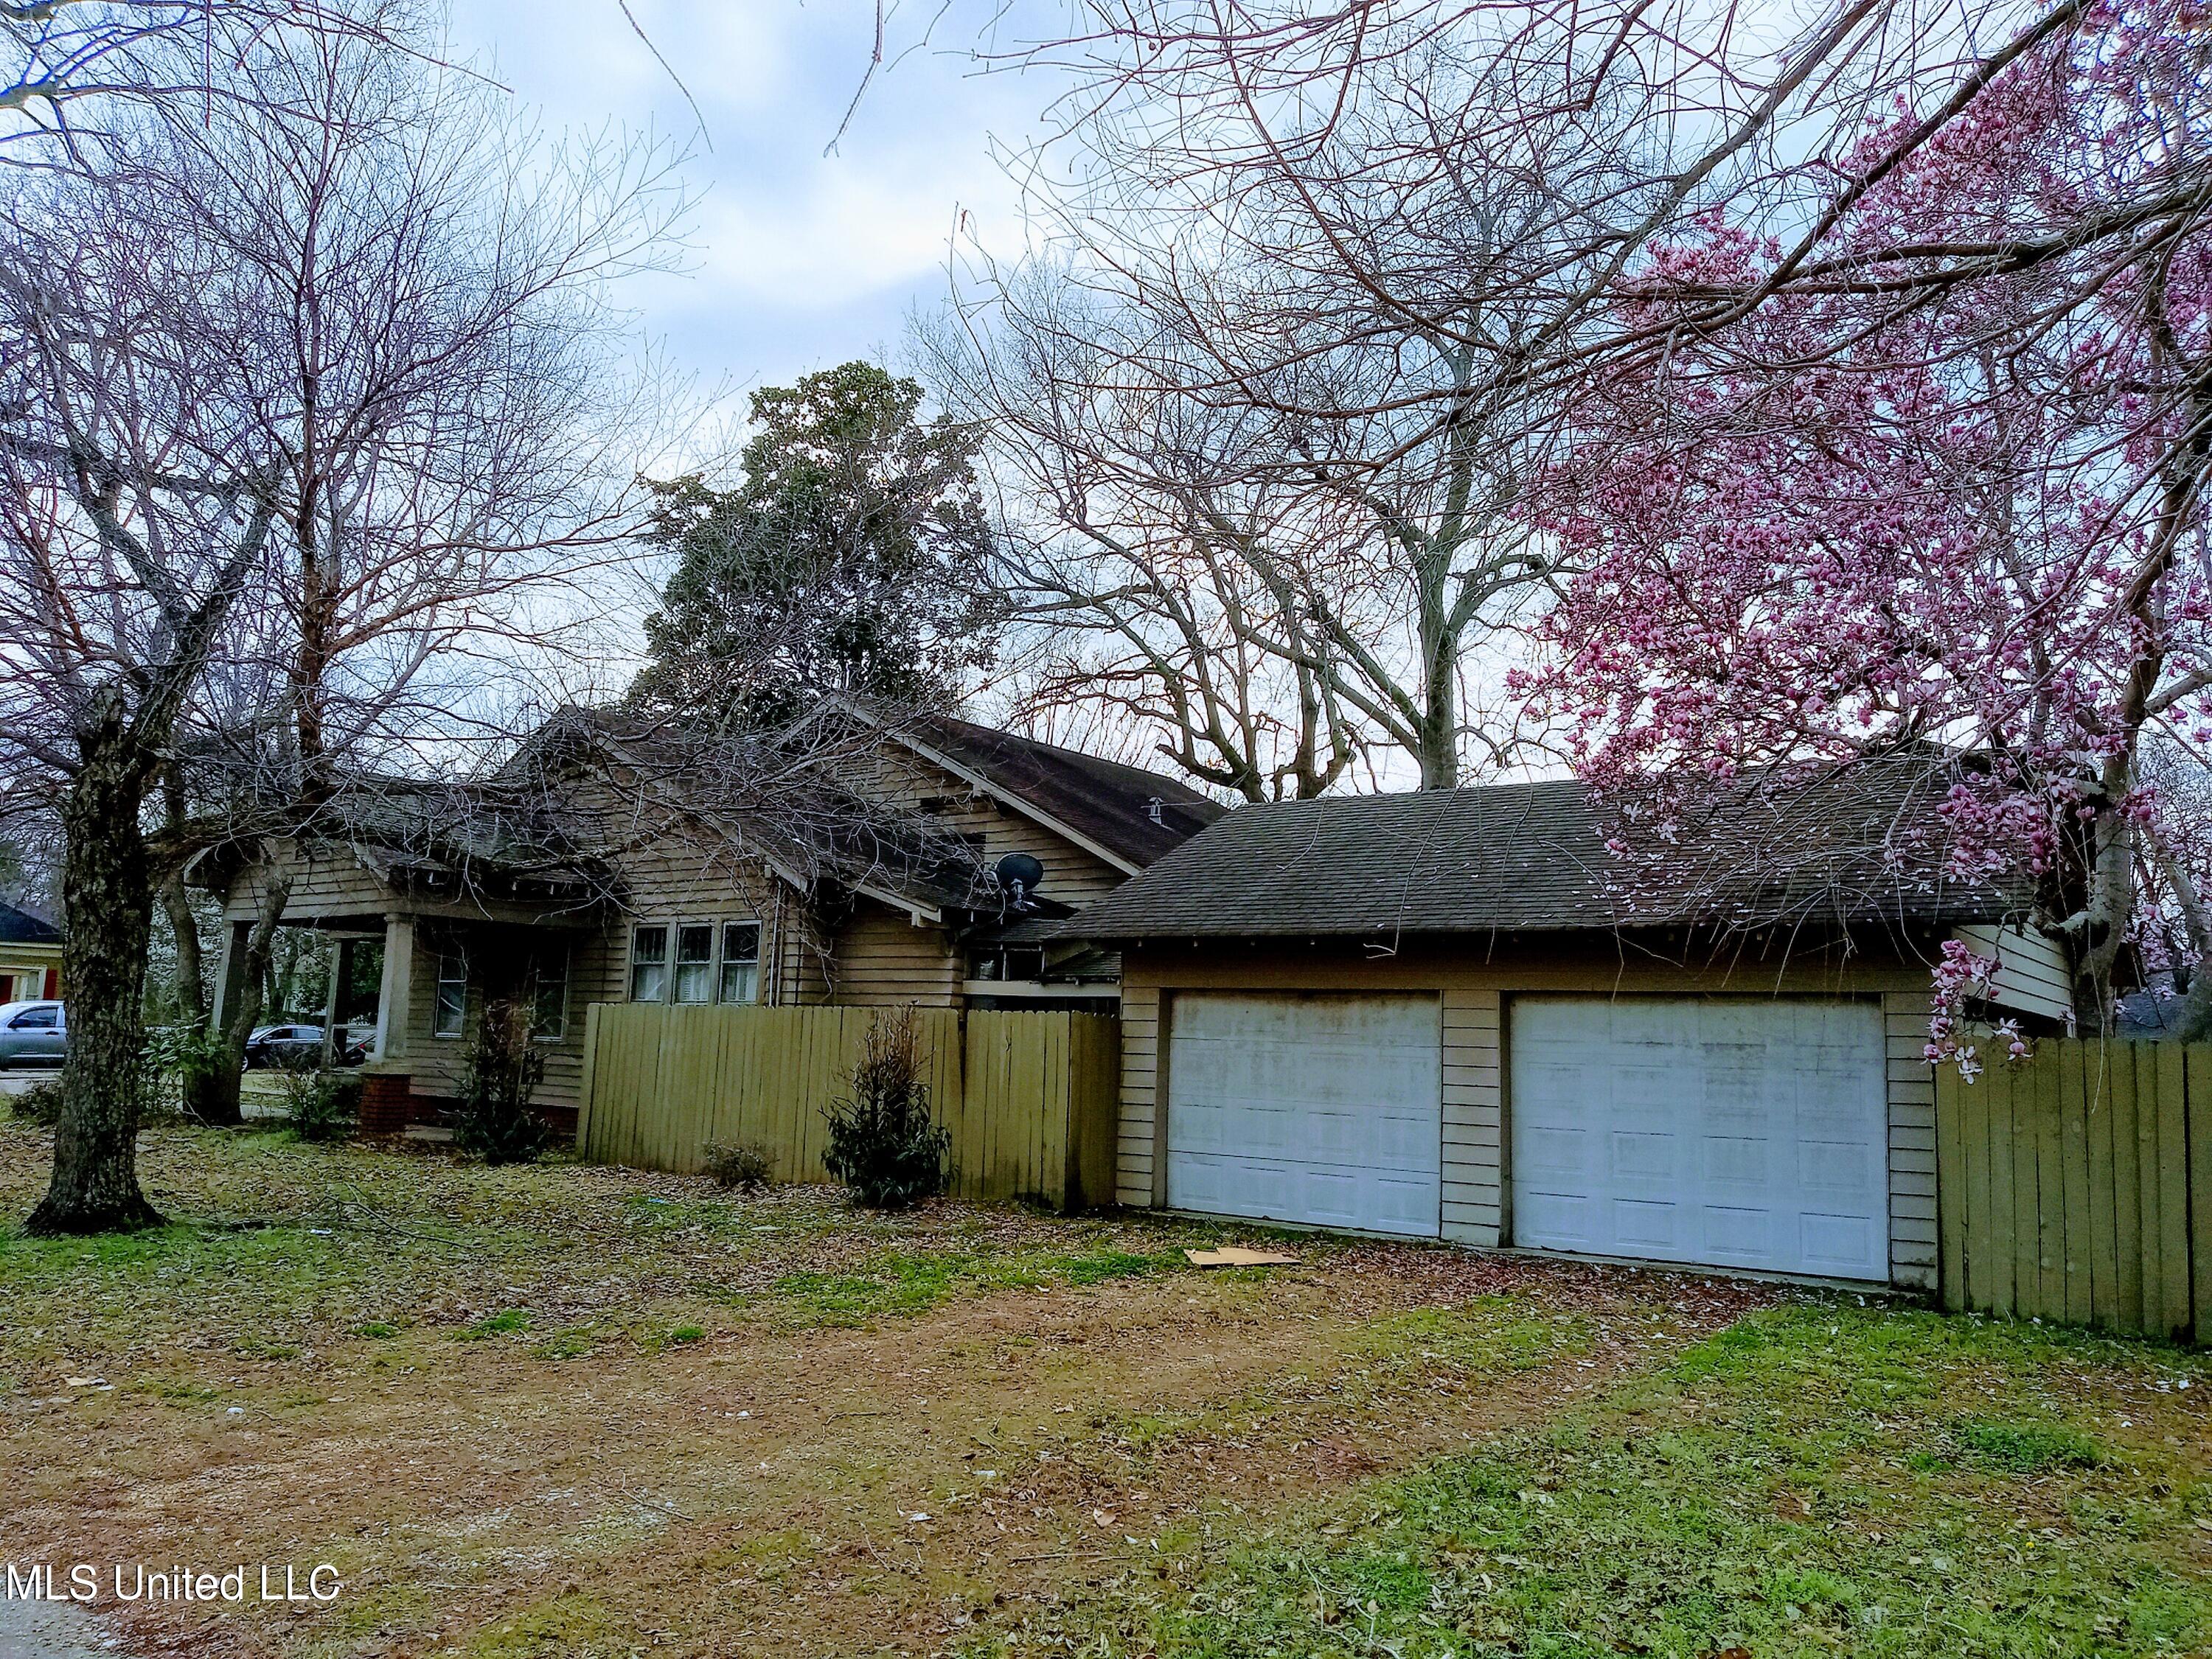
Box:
left=204, top=837, right=615, bottom=1136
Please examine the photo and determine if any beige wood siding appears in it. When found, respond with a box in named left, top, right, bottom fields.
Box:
left=827, top=902, right=961, bottom=1006
left=841, top=740, right=1130, bottom=903
left=1883, top=990, right=1939, bottom=1290
left=1441, top=989, right=1503, bottom=1246
left=1116, top=984, right=1161, bottom=1205
left=1952, top=924, right=2073, bottom=1023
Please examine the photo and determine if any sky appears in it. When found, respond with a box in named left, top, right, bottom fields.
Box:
left=442, top=0, right=1066, bottom=403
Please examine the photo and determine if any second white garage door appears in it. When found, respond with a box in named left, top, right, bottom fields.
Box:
left=1167, top=992, right=1441, bottom=1236
left=1512, top=998, right=1889, bottom=1280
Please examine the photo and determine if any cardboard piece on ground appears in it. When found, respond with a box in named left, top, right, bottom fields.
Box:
left=1183, top=1246, right=1300, bottom=1267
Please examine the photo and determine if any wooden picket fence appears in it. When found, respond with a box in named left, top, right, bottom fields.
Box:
left=1935, top=1040, right=2211, bottom=1343
left=574, top=1004, right=1121, bottom=1210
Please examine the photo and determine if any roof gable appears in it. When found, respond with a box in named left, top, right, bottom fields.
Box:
left=884, top=714, right=1226, bottom=874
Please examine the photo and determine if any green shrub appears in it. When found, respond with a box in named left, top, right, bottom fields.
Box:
left=278, top=1065, right=361, bottom=1142
left=453, top=999, right=551, bottom=1165
left=821, top=1006, right=948, bottom=1210
left=142, top=1023, right=223, bottom=1122
left=703, top=1139, right=773, bottom=1192
left=9, top=1076, right=63, bottom=1127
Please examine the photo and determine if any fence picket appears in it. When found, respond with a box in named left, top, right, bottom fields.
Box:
left=2060, top=1043, right=2093, bottom=1326
left=1985, top=1057, right=2017, bottom=1319
left=2157, top=1043, right=2191, bottom=1340
left=2108, top=1041, right=2144, bottom=1334
left=2190, top=1044, right=2210, bottom=1344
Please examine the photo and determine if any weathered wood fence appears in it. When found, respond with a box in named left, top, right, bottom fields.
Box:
left=1936, top=1040, right=2211, bottom=1343
left=574, top=1004, right=1121, bottom=1210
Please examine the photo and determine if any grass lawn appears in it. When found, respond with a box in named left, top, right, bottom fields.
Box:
left=0, top=1113, right=2205, bottom=1659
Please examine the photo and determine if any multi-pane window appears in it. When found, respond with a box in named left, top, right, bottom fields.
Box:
left=434, top=950, right=467, bottom=1037
left=719, top=922, right=761, bottom=1004
left=630, top=925, right=669, bottom=1002
left=673, top=922, right=714, bottom=1004
left=530, top=945, right=570, bottom=1040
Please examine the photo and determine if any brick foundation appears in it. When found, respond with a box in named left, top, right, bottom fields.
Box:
left=358, top=1072, right=416, bottom=1135
left=357, top=1075, right=575, bottom=1144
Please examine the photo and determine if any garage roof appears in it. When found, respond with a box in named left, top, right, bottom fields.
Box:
left=1066, top=760, right=2031, bottom=940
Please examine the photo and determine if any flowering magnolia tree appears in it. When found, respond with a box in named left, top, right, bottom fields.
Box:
left=1523, top=2, right=2212, bottom=1039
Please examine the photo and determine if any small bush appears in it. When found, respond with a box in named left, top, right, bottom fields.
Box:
left=143, top=1023, right=223, bottom=1122
left=9, top=1077, right=63, bottom=1127
left=279, top=1066, right=361, bottom=1143
left=453, top=999, right=551, bottom=1165
left=704, top=1139, right=773, bottom=1192
left=821, top=1006, right=949, bottom=1210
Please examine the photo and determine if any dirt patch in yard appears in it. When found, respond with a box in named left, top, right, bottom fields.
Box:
left=0, top=1120, right=1790, bottom=1658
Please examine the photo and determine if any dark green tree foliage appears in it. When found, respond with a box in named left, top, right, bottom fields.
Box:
left=632, top=362, right=1000, bottom=730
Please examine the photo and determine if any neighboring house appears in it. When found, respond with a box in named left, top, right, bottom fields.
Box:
left=195, top=709, right=1222, bottom=1133
left=0, top=900, right=63, bottom=1002
left=1066, top=763, right=2070, bottom=1291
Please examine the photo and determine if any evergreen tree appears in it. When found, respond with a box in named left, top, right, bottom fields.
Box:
left=632, top=362, right=1000, bottom=729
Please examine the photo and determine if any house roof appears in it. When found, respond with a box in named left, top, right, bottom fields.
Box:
left=880, top=714, right=1228, bottom=874
left=1066, top=759, right=2031, bottom=942
left=0, top=900, right=60, bottom=945
left=512, top=707, right=1001, bottom=922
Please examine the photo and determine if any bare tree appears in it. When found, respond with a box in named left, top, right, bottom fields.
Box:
left=0, top=9, right=683, bottom=1230
left=934, top=0, right=2121, bottom=792
left=1, top=0, right=413, bottom=168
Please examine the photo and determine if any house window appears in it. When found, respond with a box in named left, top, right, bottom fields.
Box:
left=529, top=945, right=570, bottom=1040
left=967, top=946, right=1046, bottom=983
left=720, top=921, right=761, bottom=1004
left=673, top=922, right=714, bottom=1004
left=434, top=950, right=467, bottom=1037
left=630, top=925, right=669, bottom=1002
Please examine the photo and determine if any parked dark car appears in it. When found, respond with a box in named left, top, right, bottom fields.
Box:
left=244, top=1023, right=369, bottom=1068
left=0, top=1000, right=65, bottom=1068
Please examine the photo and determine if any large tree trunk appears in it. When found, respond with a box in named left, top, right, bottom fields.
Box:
left=26, top=705, right=162, bottom=1236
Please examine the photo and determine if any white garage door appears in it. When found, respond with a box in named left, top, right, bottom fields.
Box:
left=1167, top=993, right=1441, bottom=1237
left=1512, top=998, right=1888, bottom=1280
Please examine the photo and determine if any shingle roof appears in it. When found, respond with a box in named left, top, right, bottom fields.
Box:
left=1066, top=759, right=2031, bottom=941
left=902, top=716, right=1227, bottom=869
left=0, top=900, right=60, bottom=945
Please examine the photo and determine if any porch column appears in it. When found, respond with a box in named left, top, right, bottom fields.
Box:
left=372, top=916, right=414, bottom=1062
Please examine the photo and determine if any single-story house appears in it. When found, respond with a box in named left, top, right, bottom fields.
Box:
left=0, top=900, right=63, bottom=1002
left=195, top=707, right=1222, bottom=1133
left=1066, top=762, right=2070, bottom=1290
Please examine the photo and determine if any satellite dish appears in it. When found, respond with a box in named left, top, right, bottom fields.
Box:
left=995, top=852, right=1045, bottom=908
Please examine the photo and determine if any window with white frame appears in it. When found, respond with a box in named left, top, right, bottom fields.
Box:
left=529, top=944, right=570, bottom=1040
left=720, top=921, right=762, bottom=1004
left=630, top=924, right=669, bottom=1002
left=673, top=922, right=714, bottom=1004
left=434, top=950, right=467, bottom=1037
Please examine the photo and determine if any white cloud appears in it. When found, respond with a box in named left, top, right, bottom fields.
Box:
left=445, top=0, right=1062, bottom=386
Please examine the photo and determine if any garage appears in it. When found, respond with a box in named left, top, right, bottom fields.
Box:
left=1166, top=992, right=1441, bottom=1236
left=1511, top=998, right=1889, bottom=1279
